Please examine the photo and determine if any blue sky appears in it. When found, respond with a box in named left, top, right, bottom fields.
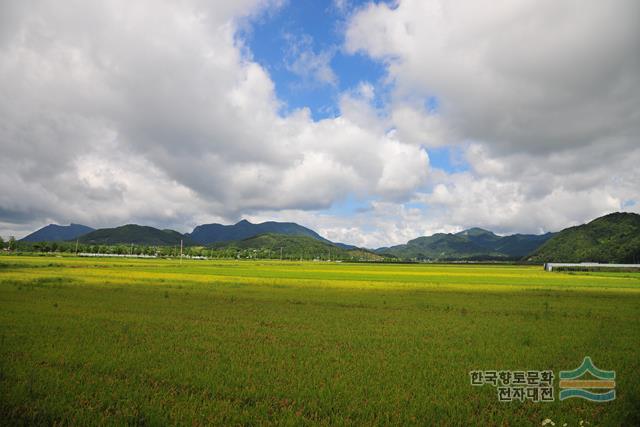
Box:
left=244, top=1, right=468, bottom=173
left=244, top=0, right=388, bottom=120
left=242, top=0, right=466, bottom=218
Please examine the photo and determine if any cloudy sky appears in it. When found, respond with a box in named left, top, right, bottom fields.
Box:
left=1, top=0, right=639, bottom=247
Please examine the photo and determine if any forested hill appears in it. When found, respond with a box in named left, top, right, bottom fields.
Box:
left=376, top=228, right=555, bottom=261
left=210, top=233, right=383, bottom=261
left=78, top=225, right=191, bottom=246
left=20, top=224, right=95, bottom=242
left=526, top=212, right=640, bottom=263
left=187, top=220, right=328, bottom=244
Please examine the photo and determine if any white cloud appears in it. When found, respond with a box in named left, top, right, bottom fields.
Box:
left=376, top=139, right=429, bottom=199
left=333, top=0, right=349, bottom=13
left=346, top=0, right=640, bottom=155
left=340, top=0, right=640, bottom=241
left=356, top=81, right=375, bottom=101
left=0, top=0, right=429, bottom=238
left=391, top=104, right=452, bottom=148
left=284, top=33, right=338, bottom=87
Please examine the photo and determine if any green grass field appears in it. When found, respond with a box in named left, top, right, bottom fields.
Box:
left=1, top=256, right=639, bottom=425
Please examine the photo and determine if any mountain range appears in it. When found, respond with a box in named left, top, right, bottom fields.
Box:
left=375, top=228, right=556, bottom=260
left=17, top=212, right=640, bottom=262
left=187, top=220, right=328, bottom=244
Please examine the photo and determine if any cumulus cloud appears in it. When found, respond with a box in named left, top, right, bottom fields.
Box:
left=390, top=104, right=452, bottom=148
left=0, top=0, right=429, bottom=237
left=342, top=0, right=640, bottom=239
left=346, top=0, right=640, bottom=155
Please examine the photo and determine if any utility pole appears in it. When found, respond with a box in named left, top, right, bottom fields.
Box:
left=280, top=247, right=283, bottom=261
left=180, top=239, right=183, bottom=264
left=130, top=243, right=133, bottom=256
left=75, top=239, right=79, bottom=255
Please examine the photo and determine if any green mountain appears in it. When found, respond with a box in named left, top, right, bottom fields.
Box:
left=377, top=228, right=555, bottom=261
left=493, top=233, right=557, bottom=257
left=21, top=223, right=94, bottom=242
left=212, top=233, right=383, bottom=261
left=78, top=225, right=191, bottom=246
left=187, top=219, right=329, bottom=244
left=526, top=212, right=640, bottom=263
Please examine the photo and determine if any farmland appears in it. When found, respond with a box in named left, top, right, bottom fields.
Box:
left=1, top=256, right=639, bottom=425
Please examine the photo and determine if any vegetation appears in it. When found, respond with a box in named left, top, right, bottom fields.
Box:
left=188, top=219, right=329, bottom=245
left=209, top=233, right=383, bottom=261
left=9, top=240, right=181, bottom=257
left=377, top=228, right=554, bottom=261
left=527, top=212, right=640, bottom=263
left=1, top=256, right=639, bottom=425
left=78, top=224, right=192, bottom=246
left=8, top=234, right=385, bottom=262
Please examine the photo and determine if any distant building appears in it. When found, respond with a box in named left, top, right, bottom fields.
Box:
left=544, top=262, right=640, bottom=272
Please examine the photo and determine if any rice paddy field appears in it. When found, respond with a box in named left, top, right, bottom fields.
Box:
left=1, top=255, right=639, bottom=426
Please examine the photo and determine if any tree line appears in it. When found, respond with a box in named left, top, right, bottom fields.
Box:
left=0, top=240, right=385, bottom=261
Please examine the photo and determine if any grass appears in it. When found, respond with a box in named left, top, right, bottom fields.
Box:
left=1, top=256, right=639, bottom=425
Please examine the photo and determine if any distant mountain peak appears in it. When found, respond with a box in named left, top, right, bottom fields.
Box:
left=456, top=227, right=496, bottom=237
left=379, top=226, right=554, bottom=260
left=78, top=224, right=190, bottom=245
left=20, top=223, right=95, bottom=242
left=188, top=220, right=328, bottom=245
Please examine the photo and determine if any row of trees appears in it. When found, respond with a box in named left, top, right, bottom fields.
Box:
left=0, top=236, right=17, bottom=251
left=8, top=241, right=191, bottom=257
left=4, top=240, right=386, bottom=261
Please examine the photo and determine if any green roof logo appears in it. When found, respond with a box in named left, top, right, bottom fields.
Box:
left=559, top=357, right=616, bottom=402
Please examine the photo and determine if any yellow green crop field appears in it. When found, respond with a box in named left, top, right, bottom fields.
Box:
left=1, top=256, right=639, bottom=425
